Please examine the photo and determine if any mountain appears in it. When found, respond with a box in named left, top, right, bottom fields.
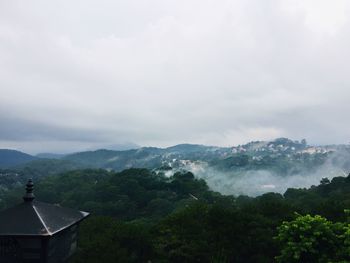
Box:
left=84, top=142, right=140, bottom=152
left=63, top=148, right=164, bottom=170
left=0, top=149, right=37, bottom=168
left=61, top=139, right=313, bottom=172
left=3, top=138, right=349, bottom=196
left=58, top=139, right=350, bottom=196
left=164, top=144, right=222, bottom=153
left=62, top=144, right=230, bottom=171
left=36, top=153, right=66, bottom=159
left=14, top=158, right=84, bottom=177
left=98, top=142, right=140, bottom=151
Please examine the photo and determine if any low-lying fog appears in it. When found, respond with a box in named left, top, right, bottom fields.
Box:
left=179, top=152, right=350, bottom=197
left=193, top=167, right=346, bottom=197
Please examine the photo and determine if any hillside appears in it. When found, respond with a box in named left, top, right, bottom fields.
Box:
left=2, top=138, right=350, bottom=196
left=62, top=139, right=313, bottom=171
left=60, top=139, right=350, bottom=196
left=35, top=153, right=66, bottom=159
left=0, top=149, right=37, bottom=168
left=62, top=144, right=227, bottom=170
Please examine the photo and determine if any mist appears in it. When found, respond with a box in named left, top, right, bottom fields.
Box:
left=181, top=151, right=350, bottom=196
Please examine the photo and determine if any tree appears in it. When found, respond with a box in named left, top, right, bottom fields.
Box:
left=275, top=213, right=350, bottom=262
left=301, top=139, right=307, bottom=147
left=320, top=177, right=330, bottom=185
left=72, top=217, right=153, bottom=263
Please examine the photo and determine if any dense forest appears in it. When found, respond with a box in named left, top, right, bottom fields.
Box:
left=1, top=168, right=350, bottom=262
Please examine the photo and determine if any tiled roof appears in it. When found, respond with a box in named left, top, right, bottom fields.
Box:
left=0, top=179, right=89, bottom=236
left=0, top=201, right=89, bottom=236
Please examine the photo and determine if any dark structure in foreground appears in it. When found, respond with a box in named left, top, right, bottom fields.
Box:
left=0, top=179, right=89, bottom=263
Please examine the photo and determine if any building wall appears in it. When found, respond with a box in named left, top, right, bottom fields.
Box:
left=0, top=225, right=80, bottom=263
left=0, top=236, right=45, bottom=263
left=47, top=225, right=78, bottom=263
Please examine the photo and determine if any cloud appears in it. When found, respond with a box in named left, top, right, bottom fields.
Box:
left=1, top=0, right=350, bottom=153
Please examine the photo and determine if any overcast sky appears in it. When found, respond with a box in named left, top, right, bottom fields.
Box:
left=1, top=0, right=350, bottom=154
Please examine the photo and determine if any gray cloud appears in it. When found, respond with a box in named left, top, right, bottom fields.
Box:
left=1, top=0, right=350, bottom=153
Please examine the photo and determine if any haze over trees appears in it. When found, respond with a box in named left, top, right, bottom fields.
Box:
left=1, top=166, right=350, bottom=262
left=1, top=138, right=350, bottom=196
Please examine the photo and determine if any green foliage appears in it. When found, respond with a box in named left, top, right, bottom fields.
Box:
left=15, top=159, right=83, bottom=178
left=71, top=216, right=153, bottom=263
left=275, top=213, right=350, bottom=262
left=28, top=168, right=216, bottom=221
left=284, top=175, right=350, bottom=221
left=153, top=201, right=279, bottom=262
left=3, top=168, right=350, bottom=262
left=67, top=171, right=350, bottom=262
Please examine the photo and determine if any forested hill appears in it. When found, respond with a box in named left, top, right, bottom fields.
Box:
left=1, top=168, right=350, bottom=262
left=0, top=169, right=212, bottom=219
left=3, top=138, right=350, bottom=197
left=0, top=149, right=36, bottom=168
left=58, top=138, right=350, bottom=196
left=2, top=138, right=348, bottom=173
left=61, top=144, right=229, bottom=170
left=56, top=138, right=349, bottom=177
left=59, top=138, right=313, bottom=171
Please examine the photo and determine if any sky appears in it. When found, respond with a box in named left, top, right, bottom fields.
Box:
left=1, top=0, right=350, bottom=154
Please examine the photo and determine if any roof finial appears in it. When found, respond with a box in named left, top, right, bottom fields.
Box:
left=23, top=179, right=35, bottom=202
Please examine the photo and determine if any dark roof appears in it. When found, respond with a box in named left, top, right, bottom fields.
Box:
left=0, top=179, right=89, bottom=236
left=0, top=201, right=89, bottom=236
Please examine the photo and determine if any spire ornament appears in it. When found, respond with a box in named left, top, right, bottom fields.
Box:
left=23, top=179, right=35, bottom=202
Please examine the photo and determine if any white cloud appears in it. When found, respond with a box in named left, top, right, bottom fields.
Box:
left=0, top=0, right=350, bottom=153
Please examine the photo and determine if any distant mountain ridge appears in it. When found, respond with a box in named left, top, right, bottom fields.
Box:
left=36, top=153, right=66, bottom=159
left=59, top=138, right=314, bottom=171
left=0, top=149, right=37, bottom=168
left=2, top=138, right=350, bottom=196
left=62, top=143, right=230, bottom=170
left=0, top=138, right=345, bottom=172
